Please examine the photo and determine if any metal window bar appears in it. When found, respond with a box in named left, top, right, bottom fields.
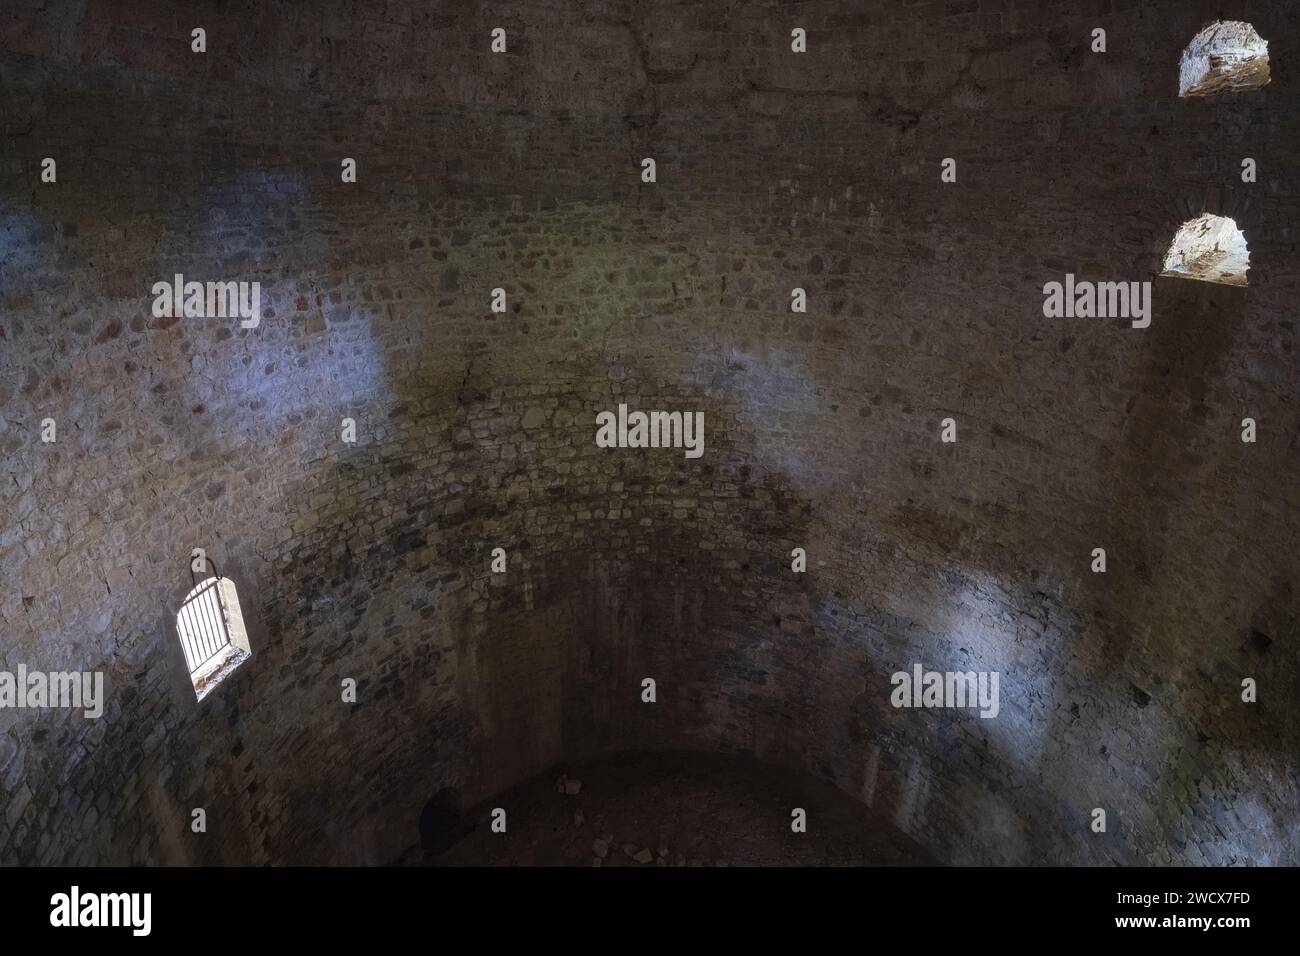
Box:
left=177, top=578, right=233, bottom=676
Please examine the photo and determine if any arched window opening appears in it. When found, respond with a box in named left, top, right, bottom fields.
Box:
left=1179, top=21, right=1269, bottom=97
left=1160, top=213, right=1249, bottom=287
left=177, top=576, right=252, bottom=701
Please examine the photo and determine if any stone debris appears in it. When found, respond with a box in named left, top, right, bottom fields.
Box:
left=632, top=847, right=654, bottom=864
left=592, top=838, right=609, bottom=858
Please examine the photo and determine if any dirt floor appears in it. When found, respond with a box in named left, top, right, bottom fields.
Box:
left=402, top=750, right=938, bottom=866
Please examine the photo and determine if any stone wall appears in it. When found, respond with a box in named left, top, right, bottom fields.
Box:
left=1, top=0, right=1297, bottom=865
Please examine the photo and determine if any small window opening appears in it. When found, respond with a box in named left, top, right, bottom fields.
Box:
left=177, top=575, right=251, bottom=701
left=1179, top=21, right=1269, bottom=97
left=1160, top=213, right=1249, bottom=287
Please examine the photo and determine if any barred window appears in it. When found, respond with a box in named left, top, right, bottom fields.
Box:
left=176, top=576, right=252, bottom=701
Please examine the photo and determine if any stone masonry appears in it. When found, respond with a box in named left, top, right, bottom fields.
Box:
left=0, top=0, right=1297, bottom=866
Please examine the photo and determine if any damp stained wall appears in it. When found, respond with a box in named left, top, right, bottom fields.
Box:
left=0, top=0, right=1297, bottom=865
